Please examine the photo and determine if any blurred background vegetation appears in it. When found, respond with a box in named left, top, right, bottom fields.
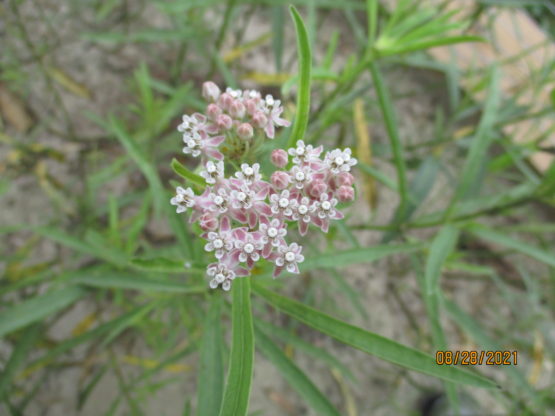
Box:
left=1, top=0, right=554, bottom=415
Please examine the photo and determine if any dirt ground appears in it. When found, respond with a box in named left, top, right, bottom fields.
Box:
left=1, top=2, right=552, bottom=415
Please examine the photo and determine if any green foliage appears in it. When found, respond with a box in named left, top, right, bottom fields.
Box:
left=1, top=0, right=554, bottom=414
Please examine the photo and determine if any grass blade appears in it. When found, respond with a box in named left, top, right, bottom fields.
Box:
left=0, top=323, right=42, bottom=399
left=0, top=286, right=84, bottom=338
left=466, top=224, right=555, bottom=267
left=197, top=297, right=224, bottom=416
left=254, top=323, right=341, bottom=416
left=303, top=242, right=423, bottom=270
left=253, top=285, right=496, bottom=388
left=287, top=6, right=312, bottom=148
left=368, top=62, right=408, bottom=220
left=219, top=278, right=254, bottom=416
left=71, top=271, right=205, bottom=294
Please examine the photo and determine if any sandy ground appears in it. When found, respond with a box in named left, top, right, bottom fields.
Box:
left=1, top=2, right=552, bottom=415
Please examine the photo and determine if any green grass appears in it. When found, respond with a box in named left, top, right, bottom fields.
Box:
left=1, top=0, right=554, bottom=415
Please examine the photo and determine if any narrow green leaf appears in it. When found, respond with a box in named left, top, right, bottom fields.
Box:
left=71, top=272, right=205, bottom=294
left=357, top=161, right=398, bottom=191
left=130, top=257, right=202, bottom=274
left=425, top=225, right=460, bottom=296
left=287, top=6, right=312, bottom=148
left=171, top=158, right=205, bottom=187
left=366, top=0, right=378, bottom=47
left=197, top=297, right=224, bottom=416
left=303, top=242, right=423, bottom=270
left=219, top=278, right=254, bottom=416
left=0, top=323, right=42, bottom=398
left=253, top=285, right=496, bottom=388
left=254, top=323, right=341, bottom=416
left=369, top=62, right=408, bottom=219
left=466, top=224, right=555, bottom=268
left=109, top=117, right=165, bottom=216
left=0, top=286, right=84, bottom=338
left=452, top=67, right=500, bottom=204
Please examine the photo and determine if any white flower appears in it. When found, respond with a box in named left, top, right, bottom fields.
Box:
left=324, top=148, right=357, bottom=174
left=289, top=165, right=312, bottom=190
left=314, top=193, right=339, bottom=220
left=290, top=196, right=314, bottom=223
left=209, top=188, right=230, bottom=214
left=269, top=189, right=295, bottom=217
left=235, top=163, right=261, bottom=185
left=287, top=140, right=320, bottom=165
left=170, top=187, right=195, bottom=213
left=200, top=161, right=224, bottom=185
left=204, top=229, right=233, bottom=259
left=259, top=218, right=287, bottom=247
left=207, top=262, right=236, bottom=291
left=274, top=242, right=304, bottom=276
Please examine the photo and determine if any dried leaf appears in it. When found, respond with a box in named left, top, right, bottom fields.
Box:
left=353, top=99, right=375, bottom=207
left=47, top=67, right=92, bottom=99
left=0, top=85, right=33, bottom=132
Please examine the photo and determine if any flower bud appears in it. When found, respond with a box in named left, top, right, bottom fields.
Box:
left=252, top=111, right=268, bottom=129
left=306, top=179, right=328, bottom=199
left=216, top=114, right=233, bottom=130
left=237, top=123, right=254, bottom=140
left=206, top=103, right=222, bottom=120
left=337, top=185, right=355, bottom=202
left=270, top=149, right=288, bottom=168
left=229, top=100, right=246, bottom=119
left=244, top=99, right=258, bottom=115
left=218, top=93, right=234, bottom=111
left=202, top=81, right=221, bottom=102
left=337, top=172, right=355, bottom=186
left=271, top=171, right=290, bottom=190
left=200, top=213, right=219, bottom=231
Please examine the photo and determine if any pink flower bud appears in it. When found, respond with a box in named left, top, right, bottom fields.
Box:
left=306, top=179, right=328, bottom=199
left=202, top=81, right=221, bottom=102
left=270, top=149, right=288, bottom=168
left=229, top=100, right=246, bottom=119
left=252, top=111, right=268, bottom=129
left=237, top=123, right=254, bottom=140
left=200, top=213, right=218, bottom=231
left=206, top=103, right=222, bottom=120
left=271, top=171, right=290, bottom=190
left=337, top=185, right=355, bottom=202
left=337, top=172, right=355, bottom=186
left=244, top=99, right=258, bottom=115
left=216, top=114, right=233, bottom=130
left=218, top=93, right=234, bottom=111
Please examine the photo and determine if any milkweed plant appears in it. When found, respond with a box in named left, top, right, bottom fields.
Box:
left=170, top=82, right=357, bottom=291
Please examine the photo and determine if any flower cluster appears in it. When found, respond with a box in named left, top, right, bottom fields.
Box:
left=178, top=82, right=290, bottom=161
left=171, top=83, right=356, bottom=291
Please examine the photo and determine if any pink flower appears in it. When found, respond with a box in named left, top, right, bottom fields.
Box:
left=200, top=160, right=224, bottom=185
left=203, top=216, right=234, bottom=259
left=235, top=163, right=262, bottom=186
left=231, top=228, right=264, bottom=268
left=229, top=184, right=271, bottom=228
left=324, top=148, right=357, bottom=174
left=199, top=213, right=219, bottom=231
left=273, top=242, right=304, bottom=277
left=337, top=185, right=355, bottom=202
left=259, top=217, right=287, bottom=258
left=208, top=187, right=230, bottom=214
left=288, top=140, right=323, bottom=166
left=312, top=193, right=343, bottom=232
left=289, top=165, right=312, bottom=190
left=217, top=92, right=234, bottom=111
left=202, top=81, right=221, bottom=102
left=170, top=186, right=195, bottom=213
left=337, top=172, right=355, bottom=186
left=271, top=149, right=288, bottom=168
left=206, top=258, right=248, bottom=291
left=270, top=171, right=290, bottom=190
left=252, top=111, right=268, bottom=129
left=262, top=96, right=290, bottom=139
left=290, top=196, right=314, bottom=236
left=269, top=189, right=296, bottom=218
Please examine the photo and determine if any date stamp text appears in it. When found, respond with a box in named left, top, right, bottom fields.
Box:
left=436, top=350, right=517, bottom=366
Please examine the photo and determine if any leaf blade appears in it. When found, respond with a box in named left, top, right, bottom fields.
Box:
left=253, top=285, right=496, bottom=388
